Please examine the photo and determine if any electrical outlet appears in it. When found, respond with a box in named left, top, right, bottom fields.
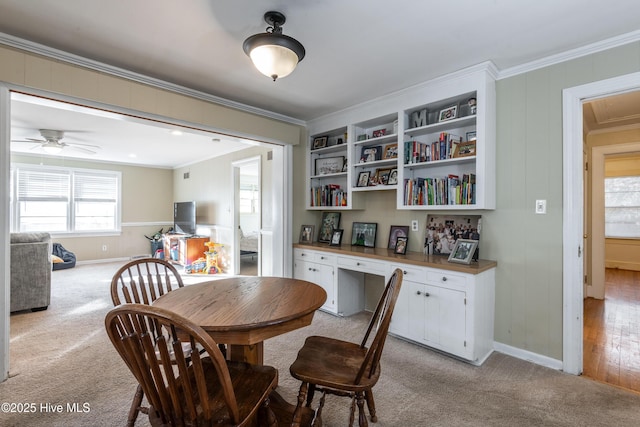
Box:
left=535, top=200, right=547, bottom=214
left=411, top=220, right=419, bottom=231
left=102, top=244, right=108, bottom=251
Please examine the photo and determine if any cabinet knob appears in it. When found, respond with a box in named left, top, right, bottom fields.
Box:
left=320, top=256, right=325, bottom=259
left=416, top=291, right=421, bottom=295
left=403, top=270, right=408, bottom=274
left=308, top=267, right=313, bottom=271
left=424, top=292, right=431, bottom=297
left=357, top=262, right=361, bottom=266
left=301, top=253, right=306, bottom=257
left=442, top=276, right=447, bottom=282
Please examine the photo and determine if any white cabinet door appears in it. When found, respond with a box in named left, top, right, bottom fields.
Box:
left=406, top=281, right=467, bottom=358
left=315, top=262, right=336, bottom=312
left=424, top=284, right=466, bottom=357
left=293, top=257, right=336, bottom=314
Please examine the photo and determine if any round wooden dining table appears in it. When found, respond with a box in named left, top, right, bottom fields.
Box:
left=152, top=276, right=327, bottom=365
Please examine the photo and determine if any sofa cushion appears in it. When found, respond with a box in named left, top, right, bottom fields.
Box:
left=10, top=232, right=51, bottom=244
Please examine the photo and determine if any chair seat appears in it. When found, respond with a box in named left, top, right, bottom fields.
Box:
left=289, top=335, right=379, bottom=392
left=152, top=357, right=278, bottom=426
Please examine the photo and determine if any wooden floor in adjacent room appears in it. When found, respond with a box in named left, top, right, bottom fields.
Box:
left=583, top=268, right=640, bottom=392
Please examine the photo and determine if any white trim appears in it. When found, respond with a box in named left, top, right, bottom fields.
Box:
left=498, top=29, right=640, bottom=80
left=0, top=84, right=10, bottom=381
left=493, top=343, right=563, bottom=371
left=562, top=71, right=640, bottom=376
left=0, top=33, right=305, bottom=127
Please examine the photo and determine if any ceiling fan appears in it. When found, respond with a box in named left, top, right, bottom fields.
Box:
left=13, top=129, right=100, bottom=155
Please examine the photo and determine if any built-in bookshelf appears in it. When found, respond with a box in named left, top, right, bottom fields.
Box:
left=307, top=127, right=350, bottom=209
left=350, top=113, right=399, bottom=192
left=400, top=91, right=481, bottom=209
left=305, top=64, right=495, bottom=211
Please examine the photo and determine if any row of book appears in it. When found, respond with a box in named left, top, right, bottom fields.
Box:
left=404, top=132, right=463, bottom=164
left=311, top=184, right=348, bottom=207
left=403, top=174, right=476, bottom=206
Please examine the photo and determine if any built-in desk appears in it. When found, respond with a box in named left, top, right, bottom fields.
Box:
left=293, top=243, right=497, bottom=365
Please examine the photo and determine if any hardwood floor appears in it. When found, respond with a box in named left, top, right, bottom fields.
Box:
left=583, top=268, right=640, bottom=392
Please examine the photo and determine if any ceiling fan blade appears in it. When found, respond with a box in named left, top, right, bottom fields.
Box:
left=69, top=145, right=97, bottom=155
left=68, top=142, right=101, bottom=149
left=11, top=138, right=45, bottom=143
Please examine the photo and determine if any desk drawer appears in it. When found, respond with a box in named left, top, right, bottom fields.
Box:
left=337, top=256, right=385, bottom=274
left=390, top=264, right=426, bottom=282
left=426, top=270, right=467, bottom=288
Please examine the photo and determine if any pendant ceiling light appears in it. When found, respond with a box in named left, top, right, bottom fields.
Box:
left=243, top=11, right=305, bottom=81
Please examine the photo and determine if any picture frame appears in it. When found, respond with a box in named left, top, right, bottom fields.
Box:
left=299, top=225, right=315, bottom=245
left=372, top=128, right=387, bottom=138
left=360, top=145, right=382, bottom=163
left=373, top=168, right=392, bottom=185
left=318, top=212, right=341, bottom=243
left=315, top=156, right=345, bottom=175
left=329, top=229, right=343, bottom=246
left=424, top=215, right=481, bottom=260
left=388, top=225, right=409, bottom=250
left=394, top=236, right=408, bottom=255
left=312, top=136, right=328, bottom=150
left=383, top=143, right=398, bottom=159
left=351, top=222, right=377, bottom=247
left=357, top=171, right=371, bottom=187
left=452, top=140, right=476, bottom=158
left=439, top=105, right=458, bottom=122
left=447, top=239, right=478, bottom=264
left=388, top=168, right=398, bottom=185
left=466, top=131, right=477, bottom=141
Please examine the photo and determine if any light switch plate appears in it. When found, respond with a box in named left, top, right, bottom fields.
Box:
left=535, top=199, right=547, bottom=214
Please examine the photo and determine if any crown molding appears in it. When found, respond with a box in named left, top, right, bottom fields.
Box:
left=497, top=29, right=640, bottom=80
left=0, top=32, right=306, bottom=127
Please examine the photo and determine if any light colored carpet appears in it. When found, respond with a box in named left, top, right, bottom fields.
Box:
left=2, top=262, right=640, bottom=426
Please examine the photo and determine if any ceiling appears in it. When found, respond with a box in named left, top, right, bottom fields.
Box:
left=2, top=0, right=640, bottom=167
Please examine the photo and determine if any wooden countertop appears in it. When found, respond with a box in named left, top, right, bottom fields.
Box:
left=294, top=243, right=497, bottom=274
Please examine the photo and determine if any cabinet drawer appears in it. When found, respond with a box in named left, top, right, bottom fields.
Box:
left=314, top=252, right=336, bottom=264
left=390, top=264, right=426, bottom=282
left=426, top=270, right=467, bottom=287
left=294, top=248, right=316, bottom=260
left=337, top=256, right=385, bottom=274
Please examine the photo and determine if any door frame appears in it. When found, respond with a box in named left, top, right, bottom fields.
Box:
left=562, top=71, right=640, bottom=375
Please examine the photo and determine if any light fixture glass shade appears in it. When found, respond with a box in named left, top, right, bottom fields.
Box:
left=42, top=143, right=63, bottom=154
left=243, top=11, right=305, bottom=81
left=249, top=44, right=300, bottom=80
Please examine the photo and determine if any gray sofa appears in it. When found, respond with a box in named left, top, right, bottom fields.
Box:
left=10, top=232, right=52, bottom=312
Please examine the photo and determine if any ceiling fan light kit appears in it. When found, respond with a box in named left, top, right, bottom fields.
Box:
left=243, top=11, right=305, bottom=81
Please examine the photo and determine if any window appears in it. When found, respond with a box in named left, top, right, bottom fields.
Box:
left=11, top=165, right=121, bottom=234
left=605, top=176, right=640, bottom=238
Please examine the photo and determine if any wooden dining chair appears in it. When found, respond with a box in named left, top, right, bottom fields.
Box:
left=289, top=268, right=403, bottom=427
left=105, top=303, right=279, bottom=427
left=111, top=257, right=184, bottom=306
left=110, top=257, right=185, bottom=426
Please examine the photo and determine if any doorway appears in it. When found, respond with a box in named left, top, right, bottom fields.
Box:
left=233, top=157, right=261, bottom=276
left=563, top=72, right=640, bottom=376
left=1, top=85, right=292, bottom=381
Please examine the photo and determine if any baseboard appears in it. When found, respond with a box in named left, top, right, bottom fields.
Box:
left=76, top=257, right=129, bottom=265
left=493, top=341, right=564, bottom=371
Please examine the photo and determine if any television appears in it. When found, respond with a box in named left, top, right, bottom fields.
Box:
left=173, top=201, right=196, bottom=236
